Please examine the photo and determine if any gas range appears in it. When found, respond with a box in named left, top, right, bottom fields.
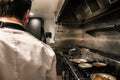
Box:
left=62, top=55, right=120, bottom=80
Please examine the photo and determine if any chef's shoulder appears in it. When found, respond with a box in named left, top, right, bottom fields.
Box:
left=24, top=32, right=55, bottom=56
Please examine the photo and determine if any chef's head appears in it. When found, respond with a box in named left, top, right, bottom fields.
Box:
left=0, top=0, right=32, bottom=26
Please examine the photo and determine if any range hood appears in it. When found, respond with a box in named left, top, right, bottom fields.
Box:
left=56, top=0, right=120, bottom=24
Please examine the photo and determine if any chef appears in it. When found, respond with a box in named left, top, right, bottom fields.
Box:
left=0, top=0, right=57, bottom=80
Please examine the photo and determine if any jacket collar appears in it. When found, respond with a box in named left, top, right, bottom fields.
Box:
left=0, top=21, right=25, bottom=31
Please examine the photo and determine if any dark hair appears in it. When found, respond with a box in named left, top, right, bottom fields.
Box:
left=0, top=0, right=32, bottom=20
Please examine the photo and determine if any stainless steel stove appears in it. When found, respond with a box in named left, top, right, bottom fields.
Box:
left=57, top=48, right=120, bottom=80
left=62, top=56, right=120, bottom=80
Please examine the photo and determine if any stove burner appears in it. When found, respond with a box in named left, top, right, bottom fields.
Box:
left=62, top=56, right=120, bottom=80
left=72, top=61, right=120, bottom=80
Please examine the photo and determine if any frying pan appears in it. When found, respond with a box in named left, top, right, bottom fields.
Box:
left=70, top=59, right=87, bottom=63
left=78, top=63, right=93, bottom=69
left=91, top=73, right=116, bottom=80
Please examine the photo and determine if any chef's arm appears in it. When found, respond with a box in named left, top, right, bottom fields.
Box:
left=46, top=55, right=57, bottom=80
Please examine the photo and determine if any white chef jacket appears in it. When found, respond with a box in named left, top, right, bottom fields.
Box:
left=0, top=27, right=57, bottom=80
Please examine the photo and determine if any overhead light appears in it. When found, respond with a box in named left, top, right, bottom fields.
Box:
left=29, top=12, right=34, bottom=16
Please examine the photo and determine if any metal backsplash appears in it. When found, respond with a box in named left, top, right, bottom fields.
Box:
left=55, top=8, right=120, bottom=61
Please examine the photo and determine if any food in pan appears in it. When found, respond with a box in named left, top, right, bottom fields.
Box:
left=93, top=76, right=104, bottom=80
left=91, top=73, right=116, bottom=80
left=93, top=62, right=107, bottom=67
left=94, top=76, right=110, bottom=80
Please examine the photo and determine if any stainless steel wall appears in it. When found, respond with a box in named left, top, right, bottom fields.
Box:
left=55, top=9, right=120, bottom=61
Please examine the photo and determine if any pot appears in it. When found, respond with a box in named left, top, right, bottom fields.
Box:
left=68, top=47, right=82, bottom=59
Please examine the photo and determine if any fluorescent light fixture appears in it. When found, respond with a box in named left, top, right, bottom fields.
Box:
left=29, top=12, right=34, bottom=16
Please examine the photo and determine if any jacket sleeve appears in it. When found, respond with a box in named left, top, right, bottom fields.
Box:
left=46, top=53, right=57, bottom=80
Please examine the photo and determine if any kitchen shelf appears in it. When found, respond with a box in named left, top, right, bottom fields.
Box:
left=86, top=24, right=120, bottom=35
